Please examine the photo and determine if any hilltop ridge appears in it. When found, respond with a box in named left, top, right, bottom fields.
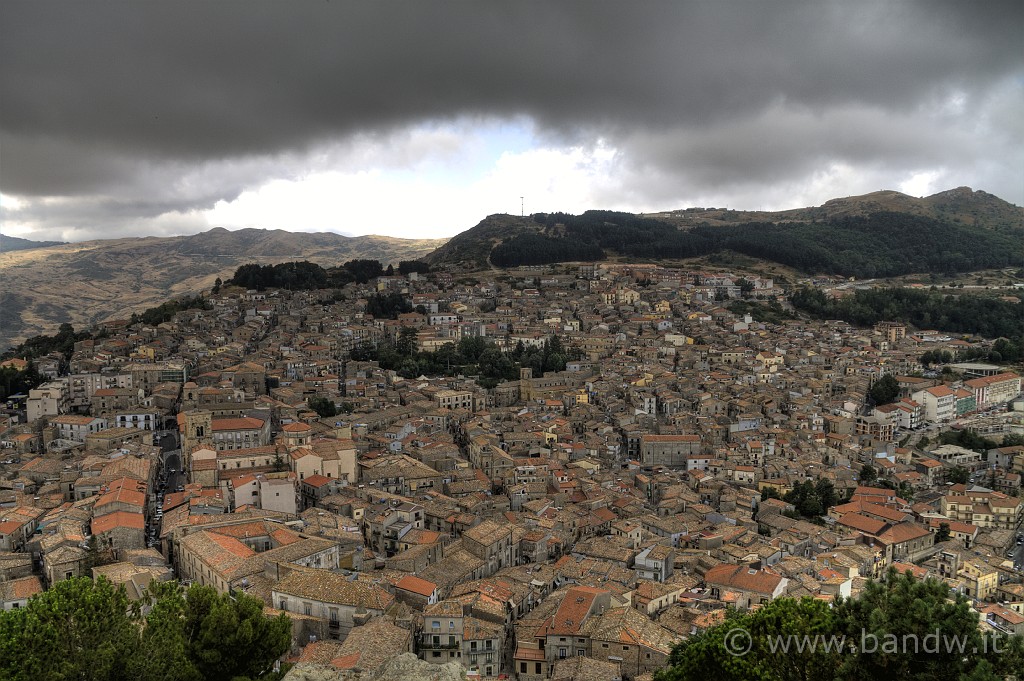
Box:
left=0, top=228, right=445, bottom=351
left=424, top=187, right=1022, bottom=272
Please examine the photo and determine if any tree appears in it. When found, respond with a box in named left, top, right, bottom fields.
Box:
left=896, top=481, right=915, bottom=503
left=935, top=522, right=952, bottom=543
left=338, top=258, right=384, bottom=284
left=0, top=361, right=45, bottom=402
left=212, top=277, right=222, bottom=294
left=859, top=464, right=877, bottom=484
left=365, top=292, right=412, bottom=319
left=948, top=466, right=970, bottom=485
left=657, top=597, right=840, bottom=681
left=131, top=582, right=202, bottom=681
left=814, top=479, right=838, bottom=509
left=868, top=374, right=900, bottom=406
left=783, top=479, right=836, bottom=518
left=396, top=326, right=419, bottom=357
left=658, top=570, right=1019, bottom=681
left=306, top=396, right=338, bottom=418
left=178, top=585, right=291, bottom=681
left=397, top=260, right=430, bottom=276
left=0, top=578, right=291, bottom=681
left=832, top=569, right=992, bottom=681
left=0, top=577, right=142, bottom=681
left=1000, top=433, right=1024, bottom=447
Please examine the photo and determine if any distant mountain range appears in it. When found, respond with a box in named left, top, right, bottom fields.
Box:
left=424, top=187, right=1023, bottom=273
left=4, top=187, right=1021, bottom=352
left=0, top=228, right=445, bottom=352
left=0, top=234, right=66, bottom=252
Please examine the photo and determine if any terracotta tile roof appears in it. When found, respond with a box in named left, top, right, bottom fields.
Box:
left=704, top=564, right=785, bottom=596
left=91, top=510, right=145, bottom=534
left=543, top=586, right=608, bottom=636
left=94, top=478, right=146, bottom=510
left=273, top=569, right=395, bottom=611
left=876, top=521, right=930, bottom=545
left=212, top=417, right=265, bottom=431
left=395, top=574, right=436, bottom=597
left=0, top=575, right=43, bottom=602
left=836, top=512, right=887, bottom=535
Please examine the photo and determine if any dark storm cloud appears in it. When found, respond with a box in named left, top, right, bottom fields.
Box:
left=1, top=0, right=1021, bottom=235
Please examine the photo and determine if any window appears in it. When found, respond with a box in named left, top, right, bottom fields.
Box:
left=303, top=602, right=312, bottom=616
left=535, top=663, right=542, bottom=674
left=279, top=600, right=287, bottom=610
left=520, top=663, right=527, bottom=673
left=559, top=648, right=567, bottom=659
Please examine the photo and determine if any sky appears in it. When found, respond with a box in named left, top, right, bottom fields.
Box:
left=1, top=1, right=1021, bottom=243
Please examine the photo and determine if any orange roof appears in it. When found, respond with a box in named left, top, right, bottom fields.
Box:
left=543, top=586, right=608, bottom=636
left=395, top=574, right=437, bottom=597
left=704, top=564, right=785, bottom=595
left=836, top=512, right=888, bottom=535
left=331, top=653, right=362, bottom=670
left=95, top=478, right=146, bottom=509
left=282, top=422, right=312, bottom=433
left=877, top=522, right=931, bottom=545
left=208, top=532, right=257, bottom=559
left=91, top=510, right=145, bottom=534
left=2, top=575, right=43, bottom=600
left=212, top=417, right=265, bottom=431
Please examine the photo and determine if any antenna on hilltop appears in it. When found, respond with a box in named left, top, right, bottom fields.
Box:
left=520, top=196, right=524, bottom=217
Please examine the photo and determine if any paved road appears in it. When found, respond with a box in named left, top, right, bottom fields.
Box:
left=1009, top=534, right=1024, bottom=572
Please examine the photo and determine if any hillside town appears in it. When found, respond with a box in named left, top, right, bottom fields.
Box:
left=2, top=261, right=1023, bottom=681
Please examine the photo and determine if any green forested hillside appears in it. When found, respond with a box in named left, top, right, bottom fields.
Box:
left=485, top=210, right=1023, bottom=277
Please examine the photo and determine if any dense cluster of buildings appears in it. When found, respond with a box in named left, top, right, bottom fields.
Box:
left=2, top=261, right=1023, bottom=679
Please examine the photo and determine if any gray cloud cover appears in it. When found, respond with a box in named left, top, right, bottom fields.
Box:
left=1, top=0, right=1021, bottom=240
